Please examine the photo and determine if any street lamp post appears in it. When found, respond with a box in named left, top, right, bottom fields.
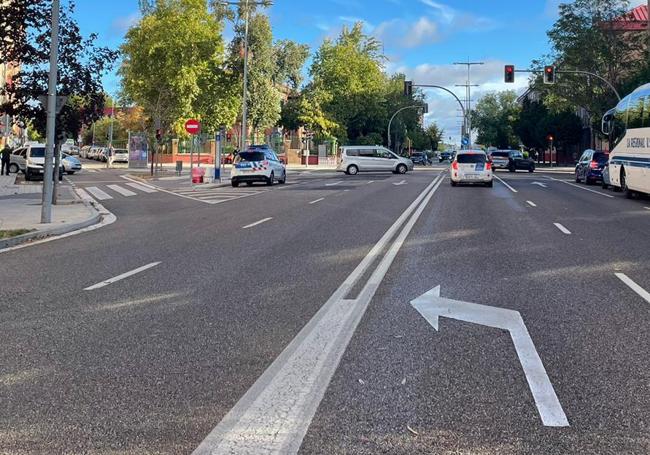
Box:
left=388, top=105, right=422, bottom=151
left=41, top=0, right=60, bottom=224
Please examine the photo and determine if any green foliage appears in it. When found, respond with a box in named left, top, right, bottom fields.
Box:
left=472, top=91, right=521, bottom=149
left=273, top=40, right=310, bottom=90
left=515, top=99, right=583, bottom=150
left=120, top=0, right=236, bottom=137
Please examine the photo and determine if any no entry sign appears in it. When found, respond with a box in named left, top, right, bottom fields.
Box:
left=185, top=119, right=201, bottom=135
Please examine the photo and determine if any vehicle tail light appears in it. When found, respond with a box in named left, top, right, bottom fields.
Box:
left=452, top=160, right=458, bottom=170
left=590, top=160, right=598, bottom=169
left=486, top=161, right=492, bottom=171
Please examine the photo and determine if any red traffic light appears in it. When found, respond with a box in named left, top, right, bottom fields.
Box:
left=544, top=66, right=556, bottom=84
left=504, top=65, right=515, bottom=83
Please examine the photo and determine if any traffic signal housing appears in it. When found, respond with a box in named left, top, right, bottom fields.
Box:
left=544, top=66, right=556, bottom=85
left=504, top=65, right=515, bottom=83
left=404, top=80, right=413, bottom=97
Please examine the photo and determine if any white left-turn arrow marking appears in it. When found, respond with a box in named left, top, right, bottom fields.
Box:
left=411, top=286, right=569, bottom=428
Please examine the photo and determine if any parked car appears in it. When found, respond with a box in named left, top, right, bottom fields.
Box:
left=505, top=150, right=535, bottom=173
left=575, top=149, right=609, bottom=185
left=10, top=144, right=63, bottom=181
left=111, top=148, right=129, bottom=163
left=61, top=153, right=82, bottom=175
left=489, top=150, right=511, bottom=170
left=337, top=146, right=414, bottom=175
left=410, top=152, right=431, bottom=166
left=80, top=146, right=90, bottom=159
left=450, top=150, right=493, bottom=187
left=62, top=143, right=80, bottom=156
left=98, top=148, right=109, bottom=162
left=231, top=149, right=287, bottom=187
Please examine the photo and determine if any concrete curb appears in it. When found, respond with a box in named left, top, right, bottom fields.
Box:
left=0, top=205, right=101, bottom=250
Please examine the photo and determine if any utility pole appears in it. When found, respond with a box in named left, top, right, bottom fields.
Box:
left=108, top=94, right=115, bottom=169
left=453, top=60, right=483, bottom=148
left=41, top=0, right=59, bottom=224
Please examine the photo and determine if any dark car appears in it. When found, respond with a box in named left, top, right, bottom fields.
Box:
left=505, top=150, right=535, bottom=173
left=439, top=151, right=453, bottom=162
left=410, top=152, right=430, bottom=166
left=575, top=149, right=609, bottom=185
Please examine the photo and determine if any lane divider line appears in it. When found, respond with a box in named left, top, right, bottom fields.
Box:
left=325, top=181, right=343, bottom=187
left=84, top=262, right=161, bottom=291
left=242, top=217, right=273, bottom=229
left=192, top=173, right=445, bottom=455
left=553, top=223, right=571, bottom=235
left=548, top=177, right=614, bottom=198
left=494, top=175, right=518, bottom=193
left=615, top=273, right=650, bottom=305
left=526, top=201, right=537, bottom=207
left=309, top=198, right=325, bottom=205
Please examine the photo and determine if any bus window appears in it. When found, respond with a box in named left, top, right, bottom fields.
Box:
left=627, top=96, right=644, bottom=129
left=643, top=97, right=650, bottom=129
left=612, top=107, right=627, bottom=147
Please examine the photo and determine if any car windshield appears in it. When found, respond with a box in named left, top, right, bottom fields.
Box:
left=593, top=152, right=609, bottom=163
left=491, top=152, right=509, bottom=158
left=457, top=153, right=486, bottom=164
left=30, top=147, right=46, bottom=158
left=236, top=151, right=266, bottom=162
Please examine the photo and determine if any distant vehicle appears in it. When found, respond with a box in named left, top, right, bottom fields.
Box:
left=439, top=151, right=453, bottom=162
left=10, top=144, right=63, bottom=181
left=80, top=146, right=91, bottom=159
left=575, top=149, right=609, bottom=185
left=450, top=149, right=493, bottom=187
left=61, top=153, right=82, bottom=175
left=410, top=152, right=430, bottom=166
left=601, top=163, right=612, bottom=190
left=111, top=148, right=129, bottom=163
left=504, top=150, right=535, bottom=173
left=337, top=146, right=414, bottom=175
left=601, top=83, right=650, bottom=198
left=231, top=149, right=286, bottom=187
left=98, top=148, right=109, bottom=162
left=489, top=150, right=511, bottom=170
left=62, top=144, right=80, bottom=156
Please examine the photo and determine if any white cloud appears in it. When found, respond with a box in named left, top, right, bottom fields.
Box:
left=111, top=12, right=140, bottom=34
left=374, top=16, right=441, bottom=49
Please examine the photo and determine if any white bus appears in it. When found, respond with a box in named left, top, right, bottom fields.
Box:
left=602, top=83, right=650, bottom=197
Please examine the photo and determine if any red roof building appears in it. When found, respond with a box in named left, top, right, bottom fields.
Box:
left=610, top=4, right=648, bottom=31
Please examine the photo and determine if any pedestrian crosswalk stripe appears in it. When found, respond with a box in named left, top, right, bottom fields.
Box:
left=107, top=184, right=137, bottom=197
left=125, top=182, right=158, bottom=193
left=86, top=186, right=113, bottom=200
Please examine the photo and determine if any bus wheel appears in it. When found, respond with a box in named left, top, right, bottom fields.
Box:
left=621, top=168, right=634, bottom=199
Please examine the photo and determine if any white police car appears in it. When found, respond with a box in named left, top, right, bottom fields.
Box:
left=231, top=147, right=287, bottom=187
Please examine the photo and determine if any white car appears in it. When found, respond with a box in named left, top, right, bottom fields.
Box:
left=231, top=148, right=286, bottom=187
left=111, top=148, right=129, bottom=163
left=61, top=153, right=82, bottom=174
left=337, top=145, right=414, bottom=175
left=450, top=150, right=493, bottom=187
left=10, top=144, right=64, bottom=181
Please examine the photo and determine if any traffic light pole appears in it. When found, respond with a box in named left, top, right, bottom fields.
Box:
left=513, top=69, right=621, bottom=101
left=412, top=84, right=467, bottom=146
left=387, top=105, right=422, bottom=151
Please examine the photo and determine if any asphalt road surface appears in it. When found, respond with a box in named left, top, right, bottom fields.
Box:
left=1, top=166, right=649, bottom=454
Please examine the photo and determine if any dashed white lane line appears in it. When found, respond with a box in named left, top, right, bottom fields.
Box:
left=548, top=177, right=614, bottom=198
left=309, top=198, right=325, bottom=205
left=125, top=182, right=159, bottom=193
left=84, top=262, right=161, bottom=291
left=367, top=181, right=374, bottom=185
left=615, top=273, right=650, bottom=305
left=553, top=223, right=572, bottom=235
left=494, top=175, right=518, bottom=193
left=325, top=181, right=343, bottom=187
left=526, top=201, right=537, bottom=207
left=85, top=186, right=113, bottom=200
left=242, top=217, right=273, bottom=229
left=645, top=207, right=650, bottom=211
left=107, top=184, right=137, bottom=197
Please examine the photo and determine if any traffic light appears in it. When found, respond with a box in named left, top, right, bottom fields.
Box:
left=155, top=129, right=162, bottom=141
left=504, top=65, right=515, bottom=83
left=544, top=66, right=555, bottom=84
left=404, top=80, right=413, bottom=97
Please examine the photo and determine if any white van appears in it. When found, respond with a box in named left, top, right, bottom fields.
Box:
left=337, top=146, right=414, bottom=175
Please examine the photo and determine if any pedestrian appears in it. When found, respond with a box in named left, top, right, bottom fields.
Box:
left=1, top=145, right=11, bottom=176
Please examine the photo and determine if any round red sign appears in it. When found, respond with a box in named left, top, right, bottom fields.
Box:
left=185, top=119, right=201, bottom=135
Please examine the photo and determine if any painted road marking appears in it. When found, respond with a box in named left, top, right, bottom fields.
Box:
left=125, top=182, right=159, bottom=193
left=107, top=184, right=137, bottom=197
left=615, top=273, right=650, bottom=305
left=411, top=286, right=569, bottom=427
left=393, top=180, right=407, bottom=186
left=526, top=201, right=537, bottom=207
left=192, top=173, right=445, bottom=455
left=644, top=207, right=650, bottom=211
left=494, top=175, right=518, bottom=193
left=554, top=223, right=571, bottom=235
left=309, top=198, right=325, bottom=205
left=325, top=181, right=343, bottom=187
left=548, top=177, right=614, bottom=198
left=242, top=217, right=273, bottom=229
left=85, top=186, right=113, bottom=200
left=367, top=181, right=375, bottom=184
left=84, top=262, right=161, bottom=291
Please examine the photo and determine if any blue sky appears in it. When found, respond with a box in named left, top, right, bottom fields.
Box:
left=73, top=0, right=644, bottom=142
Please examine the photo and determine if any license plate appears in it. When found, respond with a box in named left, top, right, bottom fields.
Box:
left=465, top=174, right=478, bottom=179
left=235, top=163, right=252, bottom=169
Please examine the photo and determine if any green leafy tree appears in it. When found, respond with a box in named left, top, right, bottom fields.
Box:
left=515, top=99, right=583, bottom=154
left=472, top=91, right=521, bottom=149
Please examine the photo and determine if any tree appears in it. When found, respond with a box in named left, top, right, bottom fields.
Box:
left=120, top=0, right=235, bottom=142
left=471, top=91, right=521, bottom=149
left=514, top=99, right=583, bottom=154
left=0, top=0, right=117, bottom=144
left=273, top=40, right=309, bottom=90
